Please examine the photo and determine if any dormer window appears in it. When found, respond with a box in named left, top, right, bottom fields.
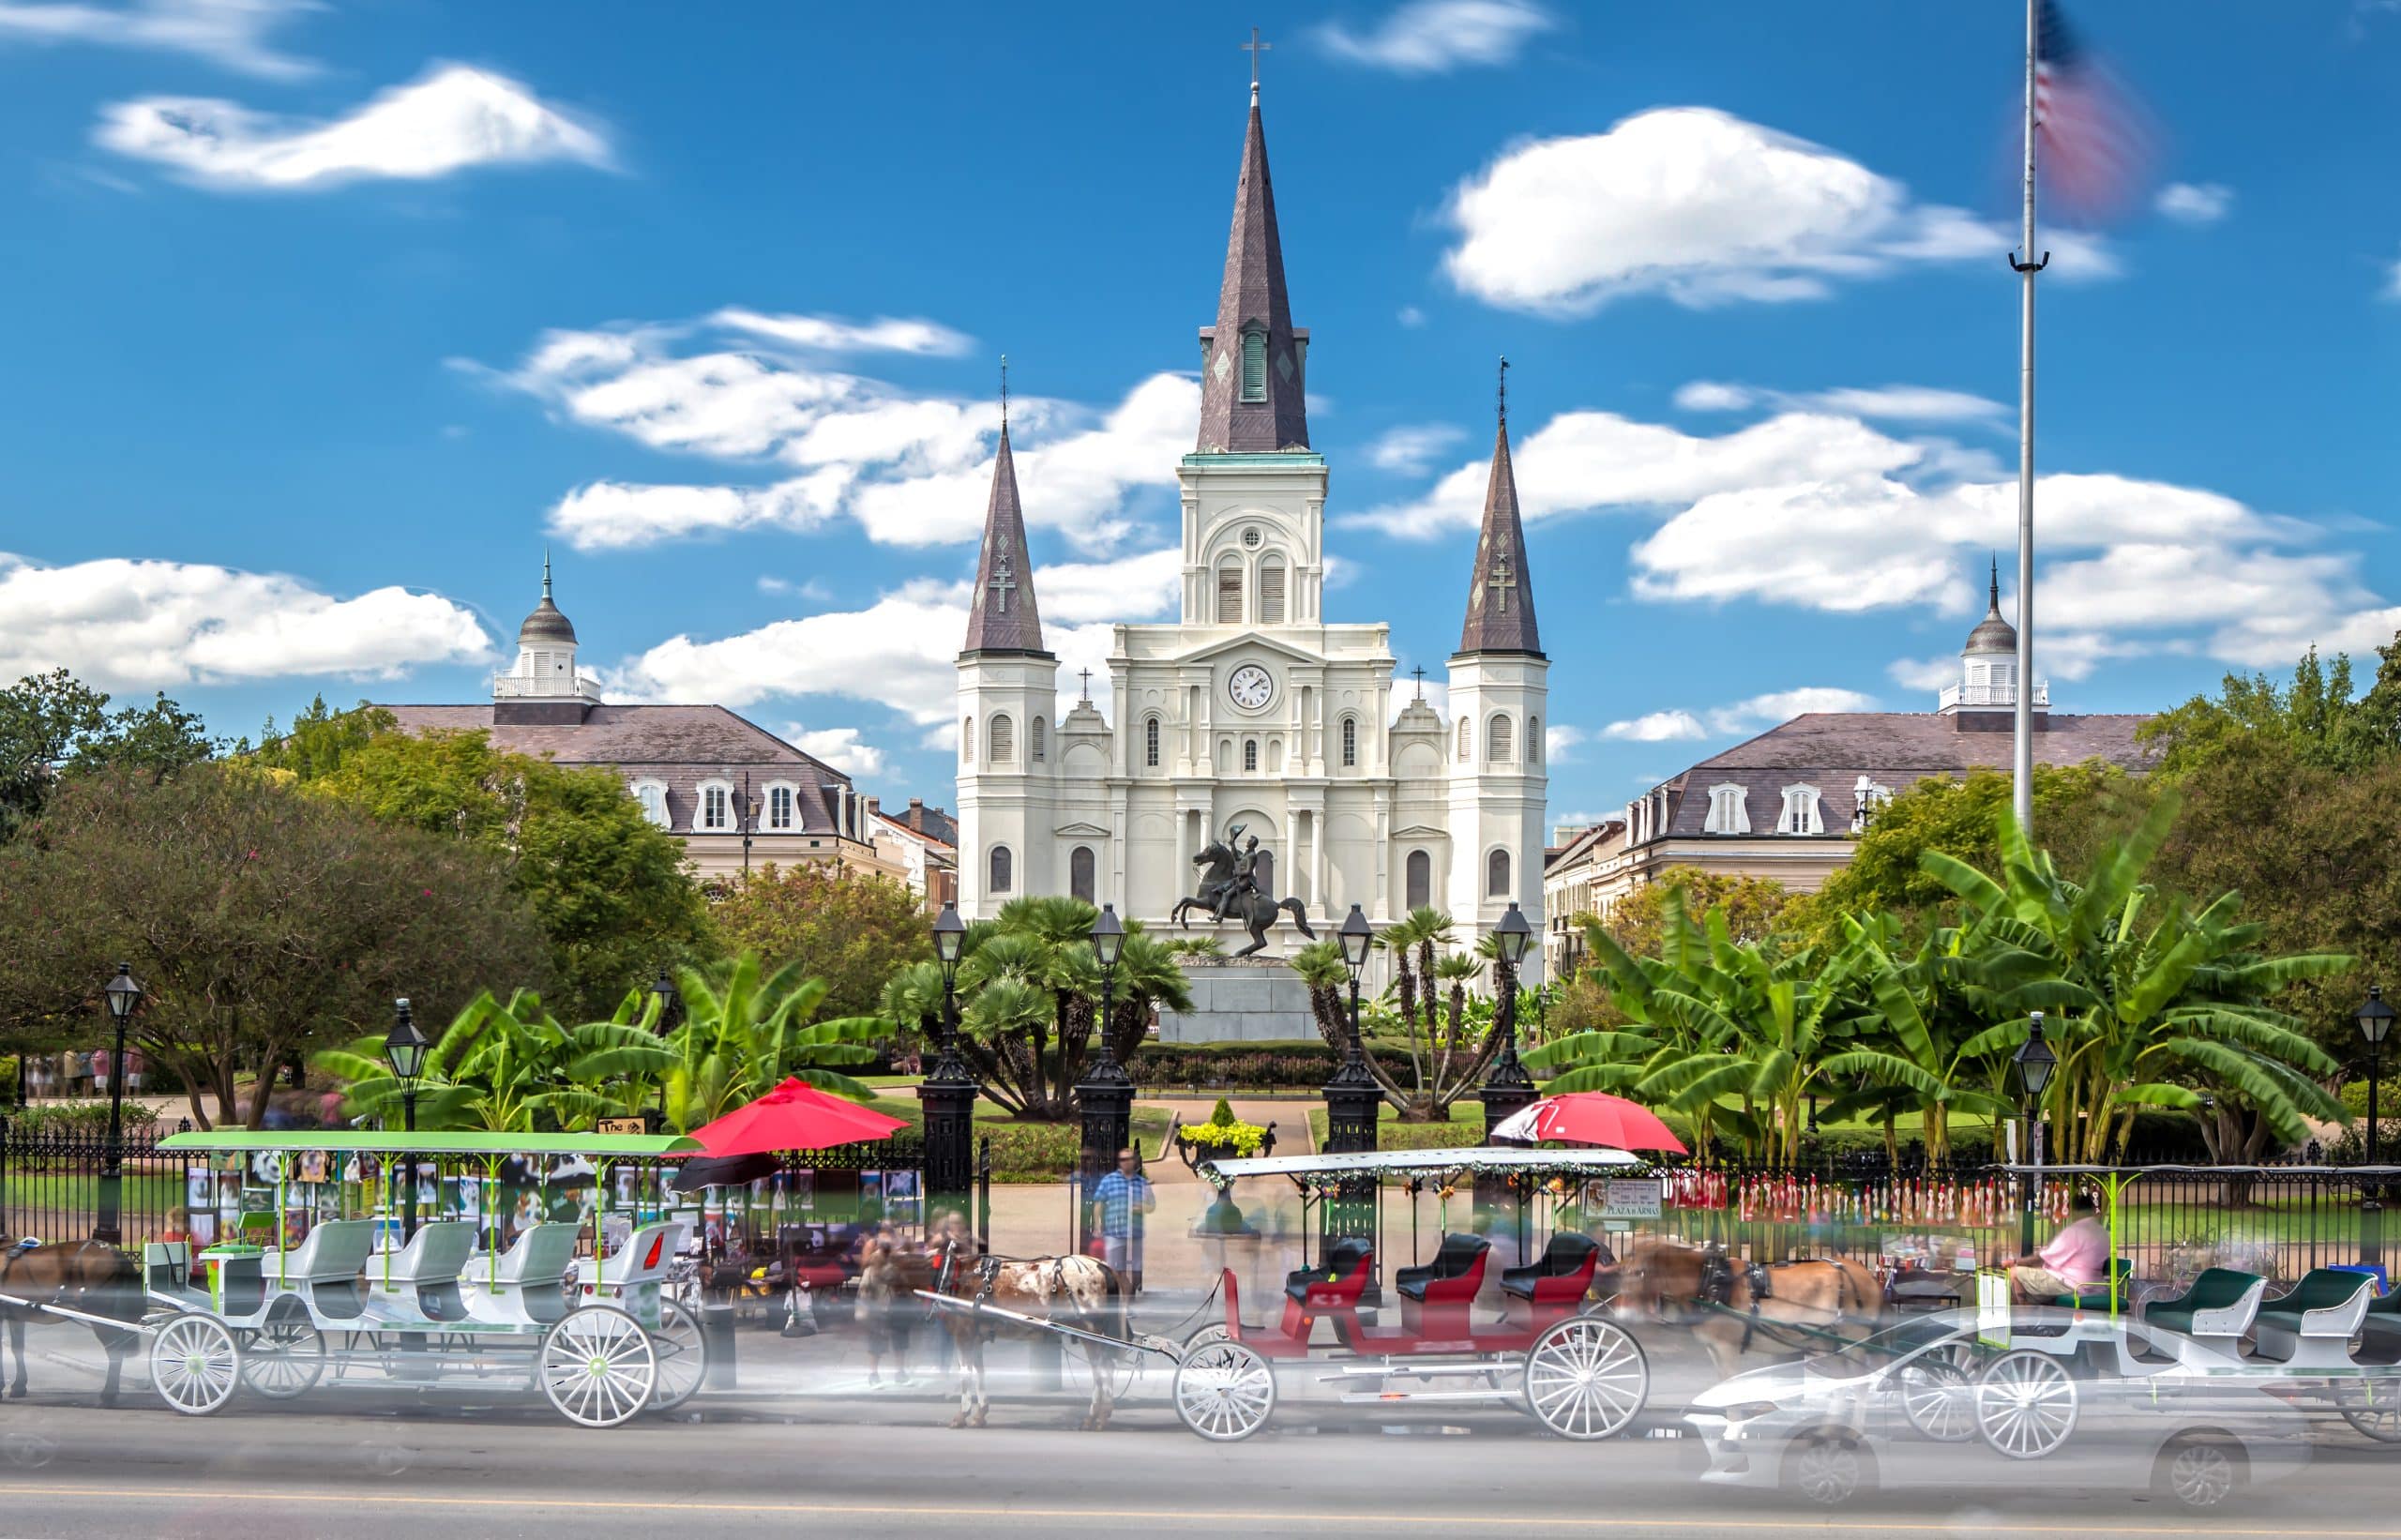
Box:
left=1240, top=328, right=1267, bottom=403
left=1703, top=784, right=1750, bottom=836
left=1777, top=784, right=1823, bottom=836
left=630, top=779, right=670, bottom=829
left=764, top=782, right=797, bottom=831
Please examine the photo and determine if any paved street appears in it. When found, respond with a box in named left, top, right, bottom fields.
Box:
left=3, top=1392, right=2398, bottom=1539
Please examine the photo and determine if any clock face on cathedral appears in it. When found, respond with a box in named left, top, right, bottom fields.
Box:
left=1227, top=664, right=1274, bottom=712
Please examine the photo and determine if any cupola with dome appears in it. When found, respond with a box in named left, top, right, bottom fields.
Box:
left=493, top=552, right=602, bottom=723
left=1937, top=558, right=2046, bottom=728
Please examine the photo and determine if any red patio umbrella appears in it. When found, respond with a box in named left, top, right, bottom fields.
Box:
left=1488, top=1092, right=1686, bottom=1155
left=687, top=1077, right=909, bottom=1156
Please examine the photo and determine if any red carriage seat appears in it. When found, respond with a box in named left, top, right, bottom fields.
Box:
left=1394, top=1233, right=1488, bottom=1304
left=1285, top=1239, right=1374, bottom=1306
left=1500, top=1232, right=1601, bottom=1308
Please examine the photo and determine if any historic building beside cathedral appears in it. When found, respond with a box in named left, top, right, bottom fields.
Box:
left=955, top=83, right=1548, bottom=957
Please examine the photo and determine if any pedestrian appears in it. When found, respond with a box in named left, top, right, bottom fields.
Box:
left=1089, top=1148, right=1155, bottom=1293
left=855, top=1230, right=914, bottom=1386
left=2006, top=1191, right=2109, bottom=1304
left=123, top=1047, right=144, bottom=1098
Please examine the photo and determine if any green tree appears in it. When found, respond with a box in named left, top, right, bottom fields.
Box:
left=317, top=989, right=674, bottom=1133
left=0, top=765, right=548, bottom=1127
left=2142, top=638, right=2401, bottom=776
left=659, top=955, right=883, bottom=1132
left=0, top=670, right=220, bottom=838
left=1929, top=802, right=2349, bottom=1165
left=298, top=727, right=711, bottom=1018
left=1597, top=868, right=1791, bottom=959
left=708, top=861, right=929, bottom=1019
left=1828, top=915, right=2016, bottom=1162
left=248, top=697, right=395, bottom=781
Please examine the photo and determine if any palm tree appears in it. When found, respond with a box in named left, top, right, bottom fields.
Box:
left=314, top=989, right=639, bottom=1133
left=1930, top=802, right=2349, bottom=1165
left=1101, top=929, right=1194, bottom=1064
left=1288, top=940, right=1352, bottom=1048
left=660, top=955, right=883, bottom=1133
left=1820, top=915, right=2015, bottom=1163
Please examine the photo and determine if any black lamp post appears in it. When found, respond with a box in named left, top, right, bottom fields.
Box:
left=93, top=963, right=143, bottom=1245
left=385, top=998, right=429, bottom=1243
left=1479, top=903, right=1540, bottom=1140
left=2013, top=1010, right=2057, bottom=1257
left=737, top=773, right=761, bottom=874
left=2356, top=986, right=2393, bottom=1269
left=644, top=968, right=680, bottom=1132
left=920, top=901, right=978, bottom=1211
left=1074, top=905, right=1135, bottom=1256
left=1322, top=905, right=1380, bottom=1156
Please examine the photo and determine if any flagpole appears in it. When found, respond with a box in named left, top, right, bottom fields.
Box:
left=2010, top=0, right=2047, bottom=837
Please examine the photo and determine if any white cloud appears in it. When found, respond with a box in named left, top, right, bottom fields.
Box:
left=0, top=552, right=491, bottom=689
left=757, top=575, right=832, bottom=602
left=1886, top=655, right=1957, bottom=691
left=1366, top=423, right=1467, bottom=476
left=1397, top=305, right=1427, bottom=328
left=712, top=308, right=972, bottom=358
left=1671, top=381, right=1754, bottom=413
left=1600, top=709, right=1706, bottom=743
left=1543, top=723, right=1587, bottom=762
left=494, top=314, right=1192, bottom=555
left=0, top=0, right=319, bottom=80
left=2154, top=182, right=2232, bottom=225
left=1675, top=379, right=2003, bottom=426
left=2385, top=250, right=2401, bottom=302
left=605, top=585, right=960, bottom=723
left=1318, top=0, right=1553, bottom=74
left=96, top=63, right=610, bottom=190
left=1442, top=107, right=2110, bottom=315
left=1037, top=548, right=1180, bottom=625
left=782, top=725, right=885, bottom=778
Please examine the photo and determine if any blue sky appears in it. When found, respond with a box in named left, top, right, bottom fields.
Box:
left=3, top=0, right=2398, bottom=824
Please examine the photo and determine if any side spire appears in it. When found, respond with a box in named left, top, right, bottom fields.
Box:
left=1458, top=357, right=1541, bottom=657
left=961, top=381, right=1048, bottom=657
left=1195, top=42, right=1308, bottom=454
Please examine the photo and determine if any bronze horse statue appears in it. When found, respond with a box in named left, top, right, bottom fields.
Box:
left=0, top=1237, right=143, bottom=1405
left=1169, top=828, right=1315, bottom=958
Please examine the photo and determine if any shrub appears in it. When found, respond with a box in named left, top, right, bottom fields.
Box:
left=6, top=1101, right=160, bottom=1137
left=1180, top=1119, right=1267, bottom=1155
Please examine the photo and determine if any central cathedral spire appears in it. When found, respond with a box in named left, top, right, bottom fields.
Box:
left=1195, top=69, right=1309, bottom=454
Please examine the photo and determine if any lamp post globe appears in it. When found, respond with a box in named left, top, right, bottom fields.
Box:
left=385, top=998, right=429, bottom=1241
left=648, top=968, right=679, bottom=1028
left=2359, top=987, right=2393, bottom=1269
left=919, top=900, right=978, bottom=1211
left=93, top=963, right=143, bottom=1245
left=1074, top=904, right=1135, bottom=1253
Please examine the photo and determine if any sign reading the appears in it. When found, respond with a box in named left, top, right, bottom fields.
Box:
left=596, top=1116, right=649, bottom=1137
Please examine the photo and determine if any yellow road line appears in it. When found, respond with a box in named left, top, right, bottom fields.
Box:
left=0, top=1483, right=2388, bottom=1535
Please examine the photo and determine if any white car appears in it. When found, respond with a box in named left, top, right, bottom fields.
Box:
left=1684, top=1309, right=2314, bottom=1510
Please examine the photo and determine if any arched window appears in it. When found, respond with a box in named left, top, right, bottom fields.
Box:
left=1144, top=715, right=1161, bottom=767
left=1704, top=784, right=1751, bottom=835
left=1487, top=714, right=1514, bottom=763
left=1240, top=327, right=1267, bottom=403
left=630, top=780, right=670, bottom=828
left=764, top=782, right=796, bottom=830
left=697, top=781, right=733, bottom=832
left=1267, top=739, right=1284, bottom=773
left=1487, top=849, right=1512, bottom=899
left=1216, top=559, right=1243, bottom=623
left=989, top=714, right=1014, bottom=763
left=1457, top=717, right=1472, bottom=762
left=1032, top=717, right=1047, bottom=762
left=1777, top=784, right=1823, bottom=836
left=1253, top=847, right=1275, bottom=898
left=1339, top=716, right=1357, bottom=768
left=1243, top=738, right=1259, bottom=772
left=989, top=845, right=1013, bottom=894
left=1216, top=738, right=1231, bottom=774
left=1406, top=849, right=1431, bottom=910
left=961, top=717, right=974, bottom=765
left=1259, top=555, right=1286, bottom=624
left=1529, top=716, right=1541, bottom=763
left=1070, top=846, right=1095, bottom=902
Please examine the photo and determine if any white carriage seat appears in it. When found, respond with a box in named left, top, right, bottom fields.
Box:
left=462, top=1222, right=578, bottom=1326
left=588, top=1221, right=689, bottom=1327
left=374, top=1221, right=478, bottom=1323
left=143, top=1240, right=207, bottom=1308
left=275, top=1219, right=375, bottom=1321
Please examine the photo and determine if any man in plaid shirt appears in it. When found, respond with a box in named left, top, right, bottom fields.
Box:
left=1090, top=1148, right=1155, bottom=1292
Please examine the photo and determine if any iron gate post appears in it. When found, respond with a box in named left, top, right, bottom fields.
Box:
left=918, top=1005, right=979, bottom=1226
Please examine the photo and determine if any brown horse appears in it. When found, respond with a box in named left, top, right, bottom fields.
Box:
left=916, top=1230, right=1129, bottom=1430
left=1613, top=1237, right=1880, bottom=1380
left=0, top=1238, right=143, bottom=1406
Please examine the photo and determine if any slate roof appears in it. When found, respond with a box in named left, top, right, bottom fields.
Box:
left=1650, top=711, right=2156, bottom=839
left=376, top=703, right=854, bottom=837
left=1458, top=414, right=1541, bottom=656
left=1195, top=89, right=1309, bottom=454
left=959, top=426, right=1048, bottom=657
left=881, top=798, right=959, bottom=849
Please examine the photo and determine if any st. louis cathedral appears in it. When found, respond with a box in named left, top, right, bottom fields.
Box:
left=954, top=80, right=1548, bottom=957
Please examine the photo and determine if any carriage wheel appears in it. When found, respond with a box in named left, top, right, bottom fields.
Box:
left=645, top=1299, right=709, bottom=1415
left=238, top=1304, right=326, bottom=1401
left=150, top=1314, right=241, bottom=1416
left=1974, top=1349, right=2077, bottom=1459
left=1522, top=1315, right=1650, bottom=1442
left=539, top=1306, right=657, bottom=1428
left=1173, top=1339, right=1276, bottom=1442
left=2335, top=1381, right=2401, bottom=1444
left=1895, top=1355, right=1974, bottom=1442
left=1182, top=1321, right=1234, bottom=1355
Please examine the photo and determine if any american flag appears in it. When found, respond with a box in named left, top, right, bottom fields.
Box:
left=2031, top=0, right=2150, bottom=223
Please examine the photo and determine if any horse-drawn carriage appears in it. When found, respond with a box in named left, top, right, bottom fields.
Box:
left=0, top=1129, right=710, bottom=1427
left=915, top=1146, right=1659, bottom=1442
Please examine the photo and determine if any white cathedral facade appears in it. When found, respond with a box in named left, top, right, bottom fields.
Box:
left=954, top=83, right=1548, bottom=963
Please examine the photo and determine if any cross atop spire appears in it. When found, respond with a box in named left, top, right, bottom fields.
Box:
left=1194, top=66, right=1309, bottom=454
left=960, top=392, right=1049, bottom=658
left=1242, top=26, right=1271, bottom=97
left=1457, top=369, right=1542, bottom=657
left=1000, top=353, right=1008, bottom=430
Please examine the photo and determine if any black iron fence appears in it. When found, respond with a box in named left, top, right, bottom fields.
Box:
left=0, top=1123, right=185, bottom=1246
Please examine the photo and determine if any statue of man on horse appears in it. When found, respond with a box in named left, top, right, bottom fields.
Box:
left=1169, top=822, right=1315, bottom=958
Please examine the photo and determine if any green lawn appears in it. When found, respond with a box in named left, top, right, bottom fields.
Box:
left=1305, top=1103, right=1486, bottom=1151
